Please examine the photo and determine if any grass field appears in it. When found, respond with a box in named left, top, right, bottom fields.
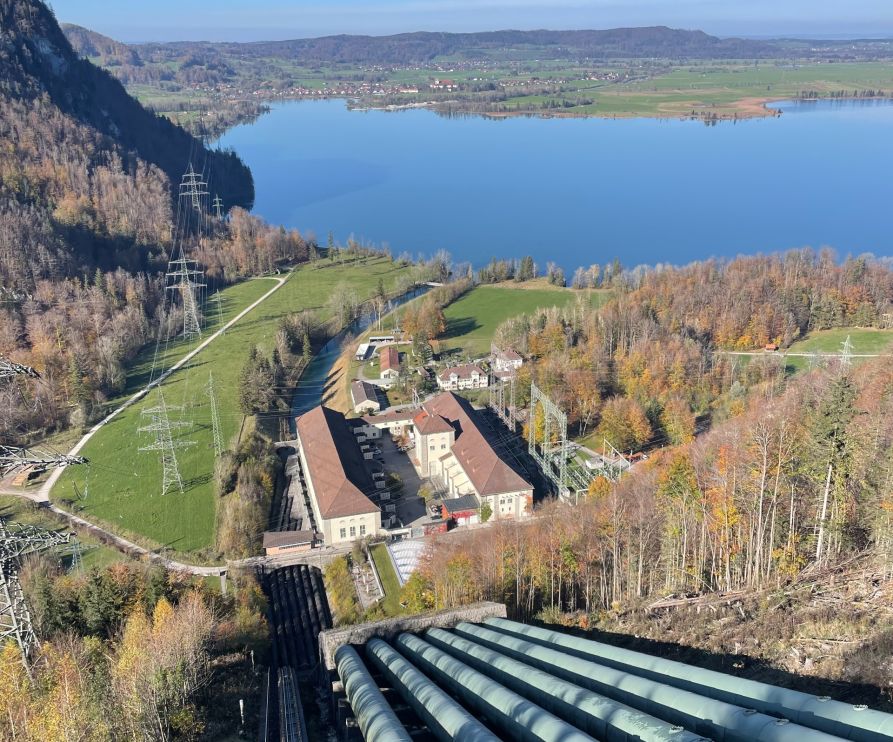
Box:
left=52, top=257, right=413, bottom=560
left=784, top=327, right=893, bottom=372
left=440, top=282, right=612, bottom=357
left=370, top=543, right=403, bottom=616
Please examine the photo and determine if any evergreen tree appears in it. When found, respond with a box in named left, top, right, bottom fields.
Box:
left=810, top=374, right=857, bottom=562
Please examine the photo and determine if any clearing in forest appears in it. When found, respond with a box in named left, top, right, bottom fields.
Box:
left=440, top=282, right=611, bottom=357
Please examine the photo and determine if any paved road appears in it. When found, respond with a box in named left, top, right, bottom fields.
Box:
left=3, top=275, right=288, bottom=575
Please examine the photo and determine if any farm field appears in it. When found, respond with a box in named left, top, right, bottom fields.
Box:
left=51, top=257, right=413, bottom=560
left=370, top=543, right=403, bottom=616
left=440, top=283, right=612, bottom=357
left=129, top=58, right=893, bottom=124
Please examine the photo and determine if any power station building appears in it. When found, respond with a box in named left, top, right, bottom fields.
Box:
left=295, top=406, right=381, bottom=546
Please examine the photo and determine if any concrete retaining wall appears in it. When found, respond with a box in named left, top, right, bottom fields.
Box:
left=319, top=601, right=507, bottom=671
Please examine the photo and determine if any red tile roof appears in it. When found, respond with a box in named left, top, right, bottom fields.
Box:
left=380, top=346, right=399, bottom=372
left=423, top=393, right=532, bottom=497
left=413, top=409, right=455, bottom=435
left=296, top=406, right=380, bottom=520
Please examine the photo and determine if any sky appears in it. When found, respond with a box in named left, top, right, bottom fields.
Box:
left=47, top=0, right=893, bottom=43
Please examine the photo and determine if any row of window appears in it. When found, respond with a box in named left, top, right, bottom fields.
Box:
left=339, top=524, right=367, bottom=539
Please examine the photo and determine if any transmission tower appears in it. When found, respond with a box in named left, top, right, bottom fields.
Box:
left=207, top=372, right=223, bottom=457
left=840, top=335, right=854, bottom=368
left=166, top=256, right=206, bottom=339
left=212, top=194, right=224, bottom=220
left=138, top=392, right=194, bottom=496
left=1, top=510, right=72, bottom=666
left=0, top=357, right=40, bottom=381
left=0, top=446, right=87, bottom=476
left=179, top=163, right=209, bottom=213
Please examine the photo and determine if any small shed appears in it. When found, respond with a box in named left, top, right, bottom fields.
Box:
left=441, top=494, right=481, bottom=527
left=262, top=530, right=318, bottom=556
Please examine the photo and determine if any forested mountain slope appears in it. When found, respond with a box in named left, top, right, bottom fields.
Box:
left=0, top=0, right=253, bottom=287
left=0, top=1, right=315, bottom=443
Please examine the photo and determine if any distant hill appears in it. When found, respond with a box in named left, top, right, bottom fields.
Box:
left=0, top=0, right=253, bottom=285
left=218, top=27, right=779, bottom=63
left=73, top=26, right=780, bottom=68
left=60, top=23, right=142, bottom=66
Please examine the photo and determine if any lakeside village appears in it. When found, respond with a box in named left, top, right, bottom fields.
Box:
left=263, top=328, right=640, bottom=585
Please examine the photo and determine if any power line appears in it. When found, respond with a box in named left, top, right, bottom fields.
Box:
left=179, top=163, right=209, bottom=213
left=0, top=357, right=40, bottom=381
left=0, top=446, right=87, bottom=476
left=840, top=335, right=854, bottom=368
left=138, top=392, right=195, bottom=496
left=0, top=520, right=71, bottom=669
left=207, top=372, right=223, bottom=457
left=166, top=256, right=206, bottom=340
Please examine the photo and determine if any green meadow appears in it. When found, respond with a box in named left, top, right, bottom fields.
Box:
left=441, top=283, right=612, bottom=357
left=52, top=257, right=412, bottom=560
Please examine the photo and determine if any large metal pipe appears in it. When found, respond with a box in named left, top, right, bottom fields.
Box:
left=394, top=632, right=596, bottom=742
left=333, top=644, right=412, bottom=742
left=455, top=622, right=844, bottom=742
left=424, top=627, right=708, bottom=742
left=484, top=617, right=893, bottom=742
left=366, top=638, right=501, bottom=742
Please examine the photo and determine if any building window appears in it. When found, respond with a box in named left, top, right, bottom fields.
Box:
left=441, top=444, right=447, bottom=450
left=350, top=526, right=356, bottom=537
left=430, top=445, right=435, bottom=451
left=360, top=525, right=366, bottom=536
left=340, top=528, right=346, bottom=539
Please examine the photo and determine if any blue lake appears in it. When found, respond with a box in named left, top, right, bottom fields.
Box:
left=217, top=98, right=893, bottom=270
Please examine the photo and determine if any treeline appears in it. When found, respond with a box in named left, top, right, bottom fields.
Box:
left=0, top=271, right=169, bottom=440
left=491, top=250, right=893, bottom=458
left=616, top=250, right=893, bottom=349
left=3, top=558, right=267, bottom=740
left=410, top=356, right=893, bottom=619
left=216, top=431, right=280, bottom=559
left=0, top=201, right=321, bottom=444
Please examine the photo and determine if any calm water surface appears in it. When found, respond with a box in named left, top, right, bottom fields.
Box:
left=217, top=99, right=893, bottom=270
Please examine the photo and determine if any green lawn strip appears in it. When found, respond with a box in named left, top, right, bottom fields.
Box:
left=51, top=257, right=412, bottom=560
left=370, top=543, right=403, bottom=616
left=441, top=284, right=611, bottom=357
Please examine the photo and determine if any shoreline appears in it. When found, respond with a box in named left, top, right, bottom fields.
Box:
left=208, top=92, right=893, bottom=137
